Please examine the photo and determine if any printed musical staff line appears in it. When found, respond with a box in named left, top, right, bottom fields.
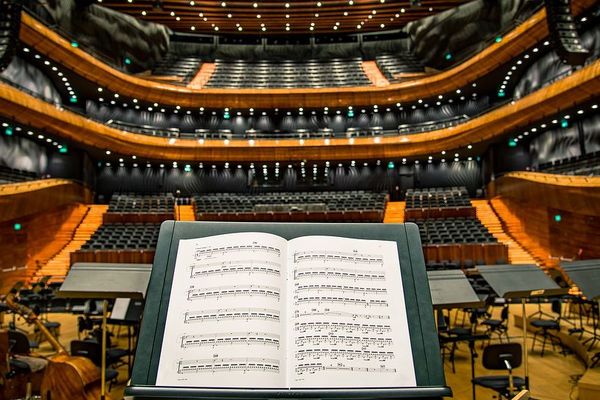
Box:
left=295, top=296, right=388, bottom=307
left=295, top=284, right=386, bottom=295
left=294, top=321, right=392, bottom=334
left=195, top=244, right=280, bottom=259
left=294, top=267, right=385, bottom=281
left=189, top=260, right=280, bottom=278
left=294, top=251, right=383, bottom=265
left=184, top=308, right=280, bottom=323
left=177, top=358, right=280, bottom=374
left=295, top=348, right=395, bottom=361
left=295, top=335, right=392, bottom=348
left=187, top=285, right=280, bottom=301
left=181, top=332, right=280, bottom=348
left=295, top=363, right=396, bottom=375
left=294, top=310, right=390, bottom=320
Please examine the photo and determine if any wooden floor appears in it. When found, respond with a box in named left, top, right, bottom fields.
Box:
left=4, top=302, right=598, bottom=400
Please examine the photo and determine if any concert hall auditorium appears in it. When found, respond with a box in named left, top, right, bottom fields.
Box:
left=1, top=0, right=599, bottom=399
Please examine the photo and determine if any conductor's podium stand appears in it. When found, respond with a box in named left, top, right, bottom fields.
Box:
left=126, top=221, right=452, bottom=399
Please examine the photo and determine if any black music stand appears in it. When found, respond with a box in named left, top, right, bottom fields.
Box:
left=58, top=263, right=152, bottom=400
left=561, top=259, right=600, bottom=357
left=126, top=221, right=452, bottom=399
left=428, top=269, right=485, bottom=400
left=477, top=264, right=568, bottom=389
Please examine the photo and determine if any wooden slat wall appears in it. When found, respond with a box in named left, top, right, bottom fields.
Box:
left=489, top=173, right=600, bottom=260
left=0, top=204, right=80, bottom=293
left=0, top=179, right=92, bottom=223
left=17, top=0, right=597, bottom=108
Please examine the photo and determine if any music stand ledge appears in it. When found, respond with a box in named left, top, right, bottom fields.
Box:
left=126, top=221, right=452, bottom=400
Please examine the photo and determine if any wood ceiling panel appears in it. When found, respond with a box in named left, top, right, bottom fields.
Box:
left=97, top=0, right=470, bottom=34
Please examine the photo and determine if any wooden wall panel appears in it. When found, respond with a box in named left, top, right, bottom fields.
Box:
left=489, top=172, right=600, bottom=259
left=0, top=204, right=79, bottom=293
left=17, top=0, right=597, bottom=108
left=0, top=179, right=92, bottom=223
left=423, top=243, right=508, bottom=265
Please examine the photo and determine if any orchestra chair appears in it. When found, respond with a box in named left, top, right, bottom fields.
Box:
left=1, top=330, right=46, bottom=398
left=472, top=343, right=526, bottom=400
left=70, top=340, right=119, bottom=390
left=481, top=305, right=509, bottom=345
left=530, top=299, right=564, bottom=357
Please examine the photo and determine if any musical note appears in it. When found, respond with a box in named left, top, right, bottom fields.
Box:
left=294, top=321, right=392, bottom=334
left=294, top=310, right=390, bottom=320
left=181, top=332, right=280, bottom=348
left=189, top=260, right=280, bottom=278
left=195, top=244, right=280, bottom=259
left=178, top=357, right=280, bottom=374
left=294, top=250, right=383, bottom=266
left=295, top=349, right=395, bottom=361
left=294, top=267, right=385, bottom=281
left=295, top=363, right=396, bottom=375
left=187, top=285, right=280, bottom=301
left=184, top=308, right=280, bottom=323
left=295, top=296, right=388, bottom=307
left=295, top=335, right=392, bottom=348
left=295, top=284, right=386, bottom=295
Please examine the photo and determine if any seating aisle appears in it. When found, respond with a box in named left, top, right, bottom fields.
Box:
left=32, top=204, right=108, bottom=282
left=383, top=201, right=405, bottom=223
left=472, top=199, right=537, bottom=265
left=489, top=197, right=558, bottom=269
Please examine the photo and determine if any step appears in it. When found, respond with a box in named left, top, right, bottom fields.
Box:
left=383, top=202, right=405, bottom=223
left=32, top=205, right=108, bottom=282
left=471, top=199, right=537, bottom=265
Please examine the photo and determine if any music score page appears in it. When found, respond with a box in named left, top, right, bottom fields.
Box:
left=155, top=232, right=416, bottom=388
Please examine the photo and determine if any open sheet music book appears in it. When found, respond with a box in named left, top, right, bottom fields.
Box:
left=156, top=232, right=416, bottom=388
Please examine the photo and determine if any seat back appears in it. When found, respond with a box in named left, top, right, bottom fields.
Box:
left=482, top=343, right=522, bottom=370
left=70, top=340, right=102, bottom=366
left=7, top=330, right=30, bottom=354
left=551, top=299, right=562, bottom=316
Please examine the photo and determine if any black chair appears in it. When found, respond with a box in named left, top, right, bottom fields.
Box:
left=530, top=299, right=564, bottom=356
left=8, top=329, right=38, bottom=353
left=472, top=343, right=526, bottom=399
left=70, top=340, right=119, bottom=389
left=481, top=306, right=509, bottom=344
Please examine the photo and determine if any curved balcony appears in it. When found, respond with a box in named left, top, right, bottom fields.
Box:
left=17, top=0, right=596, bottom=109
left=0, top=58, right=598, bottom=162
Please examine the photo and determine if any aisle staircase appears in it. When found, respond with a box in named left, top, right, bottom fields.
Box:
left=32, top=205, right=108, bottom=282
left=383, top=202, right=405, bottom=223
left=471, top=200, right=537, bottom=265
left=176, top=205, right=196, bottom=221
left=488, top=198, right=557, bottom=269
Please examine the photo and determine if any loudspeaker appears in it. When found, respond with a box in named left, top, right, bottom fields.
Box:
left=545, top=0, right=589, bottom=66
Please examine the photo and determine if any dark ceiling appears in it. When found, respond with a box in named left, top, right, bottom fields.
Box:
left=96, top=0, right=472, bottom=35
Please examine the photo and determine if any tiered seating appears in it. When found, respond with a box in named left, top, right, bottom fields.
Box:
left=103, top=193, right=175, bottom=223
left=151, top=53, right=202, bottom=84
left=405, top=186, right=474, bottom=219
left=405, top=187, right=470, bottom=208
left=538, top=151, right=600, bottom=176
left=408, top=216, right=508, bottom=267
left=375, top=53, right=424, bottom=82
left=0, top=165, right=39, bottom=184
left=0, top=0, right=21, bottom=72
left=411, top=217, right=497, bottom=245
left=204, top=58, right=370, bottom=88
left=80, top=223, right=160, bottom=251
left=194, top=191, right=387, bottom=222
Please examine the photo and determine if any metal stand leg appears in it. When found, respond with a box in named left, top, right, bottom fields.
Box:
left=522, top=298, right=529, bottom=390
left=101, top=300, right=108, bottom=400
